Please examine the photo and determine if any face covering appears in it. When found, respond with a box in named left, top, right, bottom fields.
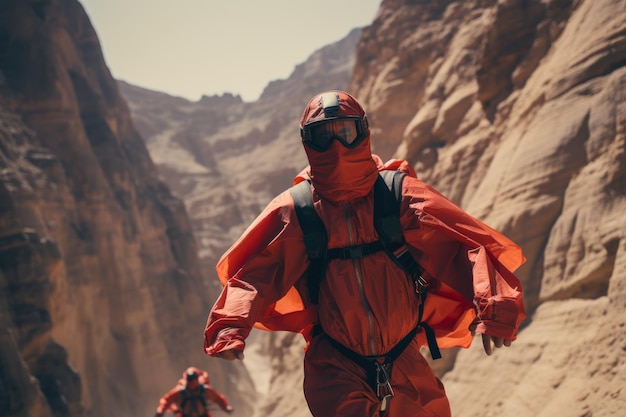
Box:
left=304, top=136, right=378, bottom=203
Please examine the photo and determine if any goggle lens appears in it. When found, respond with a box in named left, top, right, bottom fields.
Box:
left=303, top=119, right=364, bottom=151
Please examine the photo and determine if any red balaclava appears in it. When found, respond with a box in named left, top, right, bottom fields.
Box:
left=299, top=90, right=378, bottom=203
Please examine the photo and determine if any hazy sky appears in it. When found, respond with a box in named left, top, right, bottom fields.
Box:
left=80, top=0, right=381, bottom=102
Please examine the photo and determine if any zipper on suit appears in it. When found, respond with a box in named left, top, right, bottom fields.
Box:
left=344, top=202, right=377, bottom=354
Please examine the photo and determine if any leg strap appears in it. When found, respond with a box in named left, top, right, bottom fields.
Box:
left=316, top=325, right=419, bottom=412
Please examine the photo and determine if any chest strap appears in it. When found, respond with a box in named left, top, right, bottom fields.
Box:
left=327, top=240, right=385, bottom=259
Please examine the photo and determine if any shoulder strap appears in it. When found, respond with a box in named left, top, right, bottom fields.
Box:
left=199, top=385, right=206, bottom=407
left=180, top=385, right=207, bottom=410
left=374, top=170, right=405, bottom=247
left=375, top=170, right=441, bottom=360
left=374, top=171, right=422, bottom=279
left=289, top=180, right=327, bottom=303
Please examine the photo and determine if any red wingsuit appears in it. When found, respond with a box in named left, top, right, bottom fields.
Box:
left=204, top=90, right=526, bottom=417
left=156, top=369, right=231, bottom=417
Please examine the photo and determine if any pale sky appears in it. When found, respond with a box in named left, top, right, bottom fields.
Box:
left=79, top=1, right=381, bottom=102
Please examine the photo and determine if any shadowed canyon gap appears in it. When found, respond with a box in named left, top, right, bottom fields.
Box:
left=1, top=0, right=625, bottom=417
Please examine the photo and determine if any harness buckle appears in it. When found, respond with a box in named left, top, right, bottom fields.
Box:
left=414, top=275, right=428, bottom=294
left=375, top=361, right=394, bottom=412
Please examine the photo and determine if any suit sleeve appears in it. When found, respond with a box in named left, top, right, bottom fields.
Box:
left=203, top=191, right=311, bottom=355
left=204, top=385, right=231, bottom=411
left=156, top=388, right=181, bottom=414
left=400, top=176, right=526, bottom=341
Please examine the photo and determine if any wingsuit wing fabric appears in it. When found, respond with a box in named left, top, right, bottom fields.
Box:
left=203, top=157, right=525, bottom=356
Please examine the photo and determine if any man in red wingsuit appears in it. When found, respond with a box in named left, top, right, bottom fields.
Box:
left=155, top=367, right=233, bottom=417
left=203, top=90, right=526, bottom=416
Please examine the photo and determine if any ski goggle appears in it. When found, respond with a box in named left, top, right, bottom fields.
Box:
left=300, top=117, right=368, bottom=152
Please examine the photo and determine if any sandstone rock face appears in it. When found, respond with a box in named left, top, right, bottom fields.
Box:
left=0, top=1, right=254, bottom=417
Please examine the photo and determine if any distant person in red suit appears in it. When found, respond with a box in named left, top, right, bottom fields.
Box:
left=155, top=367, right=233, bottom=417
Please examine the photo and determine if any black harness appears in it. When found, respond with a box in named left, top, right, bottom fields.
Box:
left=289, top=171, right=441, bottom=411
left=179, top=385, right=207, bottom=417
left=311, top=323, right=419, bottom=411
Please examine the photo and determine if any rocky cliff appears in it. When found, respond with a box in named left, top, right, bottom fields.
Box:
left=0, top=1, right=254, bottom=417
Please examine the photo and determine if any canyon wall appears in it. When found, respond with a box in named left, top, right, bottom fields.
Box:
left=0, top=1, right=254, bottom=417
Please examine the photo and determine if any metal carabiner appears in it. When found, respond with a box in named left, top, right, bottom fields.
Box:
left=375, top=362, right=394, bottom=412
left=414, top=274, right=428, bottom=294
